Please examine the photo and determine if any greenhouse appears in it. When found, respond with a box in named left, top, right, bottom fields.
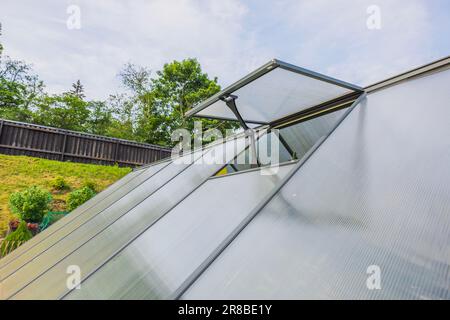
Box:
left=0, top=56, right=449, bottom=299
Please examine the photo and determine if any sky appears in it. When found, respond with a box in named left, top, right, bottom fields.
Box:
left=1, top=0, right=449, bottom=100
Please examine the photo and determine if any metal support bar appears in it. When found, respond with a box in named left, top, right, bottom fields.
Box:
left=220, top=95, right=249, bottom=130
left=277, top=131, right=297, bottom=159
left=221, top=94, right=259, bottom=167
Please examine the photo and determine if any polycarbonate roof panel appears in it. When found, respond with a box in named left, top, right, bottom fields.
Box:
left=6, top=134, right=251, bottom=299
left=187, top=59, right=362, bottom=124
left=278, top=108, right=346, bottom=159
left=65, top=163, right=295, bottom=299
left=183, top=66, right=450, bottom=299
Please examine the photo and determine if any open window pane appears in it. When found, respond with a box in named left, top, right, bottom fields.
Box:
left=189, top=60, right=361, bottom=124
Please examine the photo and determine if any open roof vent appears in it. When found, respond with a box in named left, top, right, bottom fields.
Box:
left=186, top=59, right=364, bottom=127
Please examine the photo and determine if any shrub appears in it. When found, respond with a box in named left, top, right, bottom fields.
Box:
left=82, top=180, right=97, bottom=193
left=67, top=187, right=96, bottom=211
left=51, top=176, right=70, bottom=191
left=1, top=221, right=33, bottom=257
left=9, top=186, right=52, bottom=223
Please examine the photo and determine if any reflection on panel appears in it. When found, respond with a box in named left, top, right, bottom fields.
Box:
left=8, top=135, right=248, bottom=299
left=184, top=68, right=450, bottom=299
left=66, top=163, right=294, bottom=299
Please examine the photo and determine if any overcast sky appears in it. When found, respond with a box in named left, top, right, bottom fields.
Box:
left=1, top=0, right=449, bottom=100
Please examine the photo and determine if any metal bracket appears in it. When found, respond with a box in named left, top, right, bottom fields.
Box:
left=220, top=94, right=259, bottom=167
left=220, top=94, right=249, bottom=130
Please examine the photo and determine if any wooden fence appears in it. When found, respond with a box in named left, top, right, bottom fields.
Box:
left=0, top=119, right=171, bottom=167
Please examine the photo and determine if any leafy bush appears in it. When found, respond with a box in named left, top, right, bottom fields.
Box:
left=51, top=176, right=70, bottom=191
left=1, top=221, right=33, bottom=257
left=67, top=187, right=96, bottom=211
left=9, top=186, right=52, bottom=223
left=82, top=180, right=97, bottom=193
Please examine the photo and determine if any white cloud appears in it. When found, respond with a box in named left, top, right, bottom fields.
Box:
left=1, top=0, right=271, bottom=99
left=0, top=0, right=448, bottom=100
left=272, top=0, right=439, bottom=85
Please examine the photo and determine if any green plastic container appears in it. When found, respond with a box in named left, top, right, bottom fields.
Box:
left=39, top=211, right=68, bottom=231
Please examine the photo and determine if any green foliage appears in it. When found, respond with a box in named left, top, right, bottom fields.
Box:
left=33, top=93, right=90, bottom=131
left=0, top=22, right=3, bottom=59
left=0, top=53, right=237, bottom=147
left=51, top=176, right=70, bottom=191
left=0, top=221, right=33, bottom=257
left=70, top=80, right=85, bottom=99
left=67, top=186, right=96, bottom=211
left=85, top=100, right=113, bottom=136
left=0, top=57, right=44, bottom=122
left=128, top=58, right=238, bottom=146
left=9, top=186, right=52, bottom=223
left=82, top=179, right=97, bottom=192
left=0, top=78, right=28, bottom=118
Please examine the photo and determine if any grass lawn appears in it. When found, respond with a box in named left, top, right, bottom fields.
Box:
left=0, top=154, right=132, bottom=237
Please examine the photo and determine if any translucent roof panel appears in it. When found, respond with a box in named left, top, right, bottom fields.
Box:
left=183, top=66, right=450, bottom=300
left=195, top=100, right=238, bottom=122
left=65, top=163, right=295, bottom=299
left=6, top=134, right=250, bottom=299
left=278, top=108, right=346, bottom=159
left=188, top=59, right=362, bottom=124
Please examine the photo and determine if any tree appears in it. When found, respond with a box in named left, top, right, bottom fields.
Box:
left=33, top=93, right=90, bottom=131
left=70, top=80, right=85, bottom=99
left=0, top=79, right=29, bottom=120
left=0, top=56, right=44, bottom=122
left=119, top=58, right=237, bottom=146
left=118, top=63, right=152, bottom=94
left=0, top=51, right=237, bottom=147
left=0, top=22, right=4, bottom=61
left=104, top=93, right=137, bottom=140
left=85, top=100, right=113, bottom=136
